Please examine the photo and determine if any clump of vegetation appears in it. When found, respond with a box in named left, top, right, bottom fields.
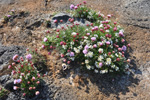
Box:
left=8, top=54, right=43, bottom=97
left=69, top=1, right=103, bottom=22
left=3, top=10, right=15, bottom=23
left=42, top=1, right=130, bottom=75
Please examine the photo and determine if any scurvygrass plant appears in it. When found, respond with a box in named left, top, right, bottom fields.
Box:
left=3, top=10, right=15, bottom=23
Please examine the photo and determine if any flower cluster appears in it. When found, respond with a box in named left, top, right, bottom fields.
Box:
left=69, top=1, right=103, bottom=22
left=3, top=10, right=15, bottom=23
left=8, top=54, right=42, bottom=97
left=42, top=1, right=130, bottom=74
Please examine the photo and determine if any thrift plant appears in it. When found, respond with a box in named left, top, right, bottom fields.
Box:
left=42, top=1, right=130, bottom=75
left=70, top=1, right=103, bottom=22
left=8, top=54, right=42, bottom=97
left=3, top=10, right=15, bottom=23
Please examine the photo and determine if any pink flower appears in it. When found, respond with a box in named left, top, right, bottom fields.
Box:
left=70, top=4, right=74, bottom=10
left=70, top=52, right=75, bottom=57
left=43, top=37, right=48, bottom=42
left=121, top=39, right=125, bottom=43
left=127, top=59, right=131, bottom=63
left=13, top=54, right=19, bottom=61
left=54, top=19, right=57, bottom=23
left=83, top=49, right=88, bottom=54
left=8, top=65, right=12, bottom=69
left=107, top=14, right=111, bottom=18
left=118, top=48, right=122, bottom=51
left=36, top=81, right=40, bottom=84
left=91, top=37, right=96, bottom=41
left=32, top=77, right=35, bottom=81
left=29, top=87, right=32, bottom=90
left=122, top=45, right=127, bottom=51
left=35, top=91, right=40, bottom=95
left=99, top=63, right=103, bottom=68
left=74, top=6, right=78, bottom=9
left=13, top=86, right=18, bottom=90
left=106, top=41, right=110, bottom=45
left=23, top=93, right=26, bottom=96
left=113, top=27, right=117, bottom=31
left=127, top=44, right=130, bottom=47
left=119, top=31, right=124, bottom=37
left=7, top=15, right=11, bottom=18
left=83, top=1, right=87, bottom=4
left=93, top=44, right=97, bottom=48
left=94, top=26, right=98, bottom=31
left=86, top=33, right=90, bottom=36
left=84, top=45, right=89, bottom=49
left=26, top=54, right=32, bottom=60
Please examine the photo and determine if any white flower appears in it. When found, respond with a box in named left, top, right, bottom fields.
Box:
left=85, top=60, right=89, bottom=64
left=98, top=55, right=104, bottom=61
left=115, top=53, right=119, bottom=57
left=111, top=65, right=116, bottom=69
left=62, top=45, right=67, bottom=49
left=115, top=33, right=119, bottom=37
left=89, top=45, right=93, bottom=49
left=94, top=34, right=98, bottom=37
left=87, top=51, right=93, bottom=58
left=106, top=58, right=111, bottom=65
left=98, top=48, right=103, bottom=53
left=70, top=42, right=74, bottom=45
left=86, top=65, right=91, bottom=70
left=115, top=67, right=119, bottom=71
left=104, top=53, right=107, bottom=57
left=99, top=24, right=103, bottom=28
left=78, top=45, right=83, bottom=50
left=116, top=39, right=118, bottom=42
left=106, top=30, right=110, bottom=33
left=100, top=70, right=108, bottom=74
left=84, top=36, right=88, bottom=39
left=94, top=69, right=99, bottom=73
left=71, top=32, right=77, bottom=36
left=74, top=47, right=80, bottom=53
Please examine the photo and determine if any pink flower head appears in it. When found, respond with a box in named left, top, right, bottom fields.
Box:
left=74, top=6, right=78, bottom=9
left=83, top=1, right=87, bottom=4
left=91, top=37, right=96, bottom=41
left=60, top=41, right=64, bottom=45
left=107, top=14, right=111, bottom=18
left=106, top=41, right=110, bottom=45
left=13, top=54, right=19, bottom=61
left=26, top=54, right=32, bottom=60
left=94, top=26, right=99, bottom=31
left=35, top=91, right=40, bottom=95
left=99, top=63, right=103, bottom=67
left=86, top=33, right=90, bottom=36
left=13, top=86, right=18, bottom=90
left=83, top=49, right=88, bottom=54
left=36, top=81, right=40, bottom=84
left=119, top=31, right=124, bottom=37
left=84, top=45, right=89, bottom=49
left=32, top=77, right=35, bottom=81
left=70, top=52, right=75, bottom=57
left=70, top=4, right=74, bottom=10
left=42, top=45, right=45, bottom=49
left=118, top=48, right=122, bottom=51
left=29, top=87, right=32, bottom=90
left=122, top=45, right=127, bottom=51
left=7, top=15, right=11, bottom=18
left=113, top=27, right=117, bottom=31
left=43, top=37, right=48, bottom=42
left=23, top=93, right=26, bottom=96
left=121, top=39, right=125, bottom=43
left=54, top=19, right=57, bottom=23
left=8, top=65, right=12, bottom=69
left=93, top=44, right=97, bottom=48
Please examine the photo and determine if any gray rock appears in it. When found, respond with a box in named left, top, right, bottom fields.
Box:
left=0, top=74, right=9, bottom=84
left=51, top=13, right=91, bottom=28
left=4, top=78, right=14, bottom=91
left=0, top=0, right=15, bottom=5
left=0, top=45, right=26, bottom=66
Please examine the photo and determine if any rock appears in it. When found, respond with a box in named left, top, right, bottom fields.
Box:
left=51, top=13, right=91, bottom=28
left=0, top=74, right=9, bottom=84
left=4, top=78, right=14, bottom=91
left=0, top=45, right=26, bottom=67
left=0, top=0, right=15, bottom=5
left=26, top=20, right=41, bottom=29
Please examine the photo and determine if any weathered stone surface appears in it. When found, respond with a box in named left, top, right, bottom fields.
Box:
left=0, top=0, right=15, bottom=5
